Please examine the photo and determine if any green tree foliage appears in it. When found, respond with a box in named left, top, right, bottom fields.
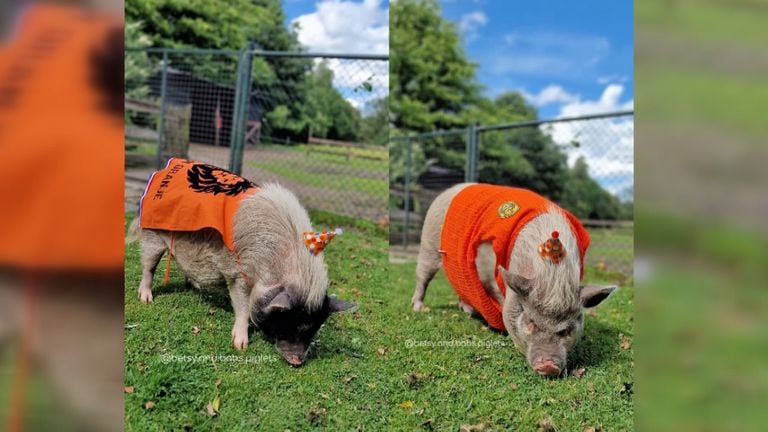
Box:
left=125, top=21, right=154, bottom=100
left=359, top=97, right=389, bottom=145
left=560, top=157, right=623, bottom=219
left=126, top=0, right=364, bottom=143
left=305, top=61, right=360, bottom=141
left=390, top=0, right=480, bottom=132
left=391, top=0, right=626, bottom=219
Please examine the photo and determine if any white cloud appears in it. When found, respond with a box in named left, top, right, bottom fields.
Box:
left=491, top=31, right=610, bottom=78
left=597, top=74, right=630, bottom=85
left=322, top=58, right=389, bottom=111
left=458, top=11, right=488, bottom=42
left=293, top=1, right=389, bottom=112
left=292, top=0, right=389, bottom=54
left=540, top=85, right=634, bottom=197
left=523, top=85, right=579, bottom=107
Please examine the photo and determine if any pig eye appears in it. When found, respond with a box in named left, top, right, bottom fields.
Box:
left=526, top=318, right=536, bottom=333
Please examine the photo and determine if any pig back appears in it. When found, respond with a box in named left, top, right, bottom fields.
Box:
left=440, top=184, right=574, bottom=331
left=139, top=158, right=259, bottom=251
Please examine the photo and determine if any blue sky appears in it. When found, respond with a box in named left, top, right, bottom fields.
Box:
left=283, top=1, right=633, bottom=197
left=439, top=0, right=634, bottom=119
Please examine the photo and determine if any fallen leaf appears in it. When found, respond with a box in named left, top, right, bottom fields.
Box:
left=572, top=367, right=587, bottom=379
left=630, top=361, right=635, bottom=368
left=207, top=307, right=217, bottom=315
left=212, top=394, right=221, bottom=412
left=215, top=379, right=222, bottom=387
left=538, top=417, right=557, bottom=431
left=621, top=341, right=631, bottom=350
left=344, top=374, right=357, bottom=384
left=306, top=407, right=328, bottom=425
left=319, top=393, right=330, bottom=399
left=587, top=382, right=596, bottom=393
left=398, top=401, right=414, bottom=409
left=192, top=326, right=201, bottom=335
left=460, top=423, right=485, bottom=432
left=206, top=402, right=217, bottom=417
left=144, top=401, right=155, bottom=410
left=124, top=386, right=134, bottom=394
left=406, top=372, right=421, bottom=387
left=509, top=383, right=518, bottom=390
left=377, top=347, right=386, bottom=356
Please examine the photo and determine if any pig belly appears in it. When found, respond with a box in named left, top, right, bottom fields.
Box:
left=168, top=231, right=235, bottom=291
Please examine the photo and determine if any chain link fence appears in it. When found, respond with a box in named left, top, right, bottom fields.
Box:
left=390, top=111, right=634, bottom=276
left=125, top=46, right=388, bottom=223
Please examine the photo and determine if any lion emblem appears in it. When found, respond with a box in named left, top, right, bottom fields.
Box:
left=186, top=163, right=256, bottom=196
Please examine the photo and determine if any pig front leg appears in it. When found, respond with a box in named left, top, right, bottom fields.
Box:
left=475, top=241, right=505, bottom=305
left=228, top=278, right=251, bottom=351
left=138, top=231, right=168, bottom=304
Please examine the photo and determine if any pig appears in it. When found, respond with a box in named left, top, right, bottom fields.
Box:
left=132, top=182, right=355, bottom=366
left=411, top=183, right=616, bottom=377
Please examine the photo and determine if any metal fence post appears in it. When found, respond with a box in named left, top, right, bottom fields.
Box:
left=465, top=122, right=478, bottom=182
left=403, top=137, right=412, bottom=250
left=229, top=43, right=254, bottom=174
left=155, top=49, right=168, bottom=169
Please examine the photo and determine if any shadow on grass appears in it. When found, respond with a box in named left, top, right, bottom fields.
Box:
left=149, top=279, right=233, bottom=311
left=429, top=300, right=623, bottom=370
left=568, top=319, right=624, bottom=369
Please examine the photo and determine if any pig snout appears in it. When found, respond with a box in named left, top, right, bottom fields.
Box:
left=276, top=341, right=309, bottom=367
left=282, top=352, right=305, bottom=367
left=532, top=357, right=563, bottom=377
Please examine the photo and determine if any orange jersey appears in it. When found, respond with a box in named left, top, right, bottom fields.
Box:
left=140, top=159, right=259, bottom=251
left=0, top=5, right=123, bottom=270
left=440, top=184, right=590, bottom=331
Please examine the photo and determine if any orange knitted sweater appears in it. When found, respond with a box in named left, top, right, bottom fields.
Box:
left=440, top=184, right=590, bottom=331
left=139, top=159, right=259, bottom=251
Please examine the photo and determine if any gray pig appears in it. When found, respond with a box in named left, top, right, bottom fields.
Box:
left=411, top=183, right=616, bottom=377
left=132, top=182, right=354, bottom=366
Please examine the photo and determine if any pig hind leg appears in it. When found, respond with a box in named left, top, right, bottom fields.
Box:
left=412, top=247, right=441, bottom=311
left=138, top=230, right=167, bottom=304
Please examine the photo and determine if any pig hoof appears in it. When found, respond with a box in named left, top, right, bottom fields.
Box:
left=457, top=300, right=474, bottom=314
left=412, top=301, right=430, bottom=312
left=232, top=330, right=249, bottom=351
left=139, top=289, right=153, bottom=304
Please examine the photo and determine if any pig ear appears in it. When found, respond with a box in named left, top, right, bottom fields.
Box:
left=498, top=266, right=534, bottom=297
left=327, top=296, right=356, bottom=313
left=579, top=285, right=617, bottom=308
left=263, top=291, right=293, bottom=314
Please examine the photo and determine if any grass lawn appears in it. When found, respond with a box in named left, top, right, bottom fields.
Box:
left=125, top=209, right=633, bottom=430
left=246, top=143, right=388, bottom=198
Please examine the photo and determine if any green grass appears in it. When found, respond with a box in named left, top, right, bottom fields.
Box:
left=585, top=227, right=634, bottom=274
left=246, top=146, right=388, bottom=201
left=637, top=0, right=768, bottom=49
left=637, top=65, right=768, bottom=140
left=247, top=161, right=387, bottom=198
left=125, top=211, right=633, bottom=431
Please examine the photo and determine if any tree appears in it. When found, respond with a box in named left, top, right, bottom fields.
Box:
left=560, top=157, right=623, bottom=219
left=390, top=0, right=480, bottom=132
left=126, top=0, right=312, bottom=141
left=359, top=97, right=388, bottom=145
left=305, top=61, right=361, bottom=141
left=125, top=20, right=154, bottom=100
